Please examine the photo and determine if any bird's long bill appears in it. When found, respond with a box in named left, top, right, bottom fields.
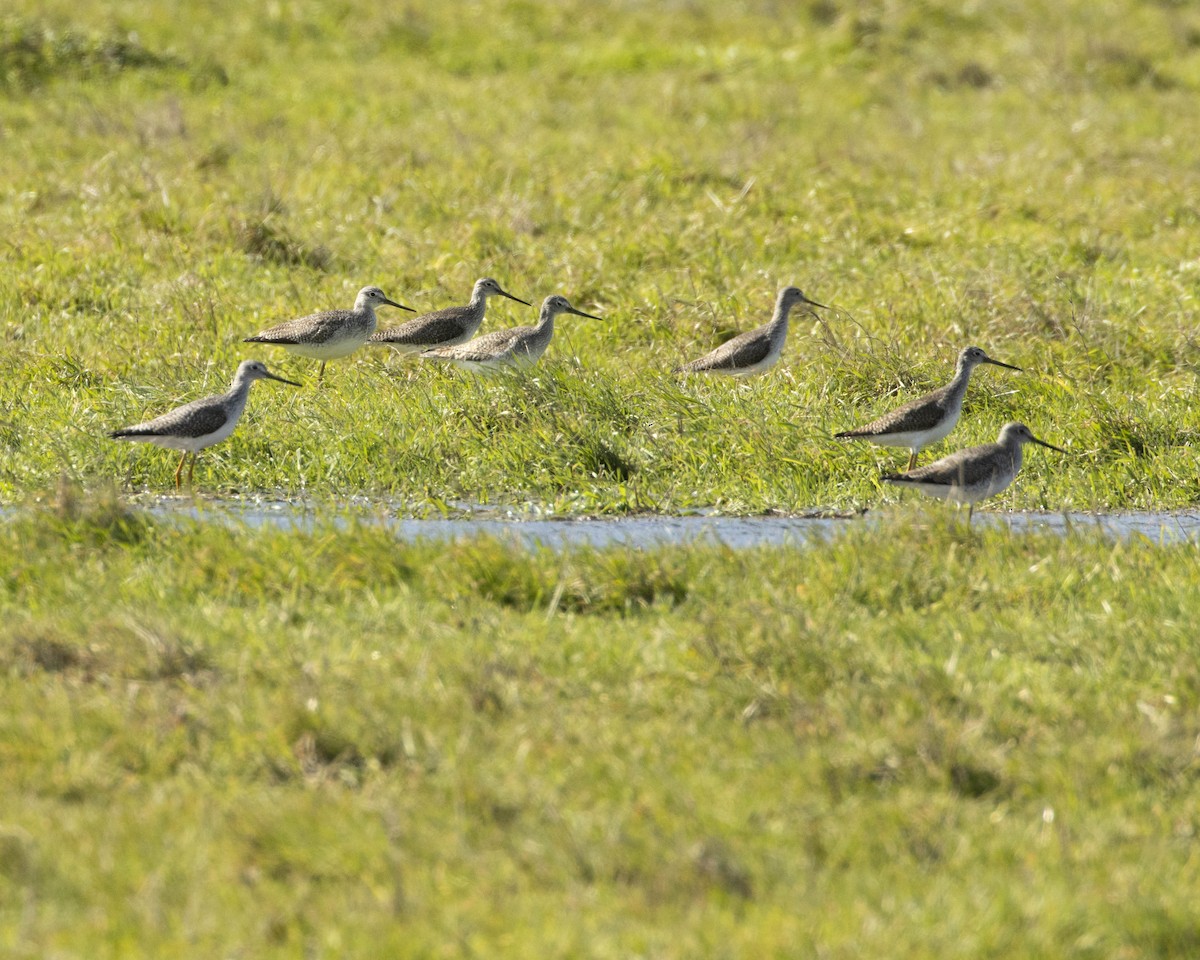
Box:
left=383, top=297, right=417, bottom=312
left=265, top=371, right=303, bottom=387
left=984, top=357, right=1023, bottom=371
left=566, top=306, right=603, bottom=321
left=1032, top=435, right=1067, bottom=453
left=804, top=297, right=830, bottom=310
left=501, top=290, right=533, bottom=306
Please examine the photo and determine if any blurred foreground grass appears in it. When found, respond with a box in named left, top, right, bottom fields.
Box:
left=1, top=493, right=1199, bottom=956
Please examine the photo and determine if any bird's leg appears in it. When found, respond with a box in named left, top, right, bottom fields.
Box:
left=174, top=453, right=187, bottom=488
left=317, top=361, right=326, bottom=385
left=188, top=453, right=197, bottom=487
left=906, top=450, right=918, bottom=471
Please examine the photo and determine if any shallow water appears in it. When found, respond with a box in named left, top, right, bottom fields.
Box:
left=129, top=499, right=1200, bottom=549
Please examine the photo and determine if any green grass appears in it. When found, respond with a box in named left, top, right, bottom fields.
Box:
left=3, top=496, right=1200, bottom=956
left=2, top=0, right=1200, bottom=511
left=5, top=3, right=1200, bottom=955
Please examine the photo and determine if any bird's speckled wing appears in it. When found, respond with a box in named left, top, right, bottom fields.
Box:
left=836, top=385, right=953, bottom=438
left=422, top=326, right=529, bottom=362
left=370, top=306, right=471, bottom=346
left=885, top=442, right=1012, bottom=488
left=680, top=326, right=770, bottom=372
left=246, top=309, right=356, bottom=345
left=111, top=395, right=229, bottom=439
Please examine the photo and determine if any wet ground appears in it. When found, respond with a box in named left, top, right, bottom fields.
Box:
left=121, top=499, right=1200, bottom=549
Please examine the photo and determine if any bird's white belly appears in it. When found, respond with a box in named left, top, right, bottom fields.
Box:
left=872, top=421, right=956, bottom=451
left=891, top=461, right=1016, bottom=506
left=283, top=335, right=367, bottom=360
left=450, top=357, right=504, bottom=376
left=513, top=343, right=547, bottom=365
left=730, top=351, right=780, bottom=377
left=867, top=429, right=930, bottom=450
left=937, top=468, right=1016, bottom=505
left=961, top=469, right=1017, bottom=504
left=483, top=342, right=546, bottom=373
left=143, top=415, right=241, bottom=454
left=717, top=338, right=783, bottom=378
left=870, top=405, right=961, bottom=450
left=390, top=332, right=470, bottom=356
left=386, top=342, right=426, bottom=356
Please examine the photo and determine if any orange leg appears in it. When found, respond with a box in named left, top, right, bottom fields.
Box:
left=174, top=453, right=187, bottom=488
left=187, top=454, right=197, bottom=487
left=906, top=450, right=918, bottom=471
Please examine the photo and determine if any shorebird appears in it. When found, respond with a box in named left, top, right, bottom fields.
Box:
left=676, top=286, right=827, bottom=377
left=244, top=285, right=413, bottom=382
left=836, top=346, right=1021, bottom=470
left=368, top=277, right=530, bottom=355
left=420, top=294, right=601, bottom=373
left=883, top=421, right=1065, bottom=524
left=110, top=360, right=300, bottom=488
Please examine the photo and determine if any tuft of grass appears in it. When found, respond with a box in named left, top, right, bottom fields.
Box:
left=6, top=626, right=89, bottom=675
left=443, top=537, right=690, bottom=614
left=0, top=16, right=184, bottom=89
left=38, top=477, right=153, bottom=546
left=234, top=212, right=333, bottom=271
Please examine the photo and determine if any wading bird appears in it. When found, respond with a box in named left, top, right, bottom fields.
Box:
left=110, top=360, right=300, bottom=487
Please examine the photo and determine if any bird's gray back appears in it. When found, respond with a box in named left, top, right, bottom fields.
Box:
left=682, top=326, right=771, bottom=371
left=898, top=441, right=1015, bottom=488
left=429, top=325, right=530, bottom=361
left=371, top=305, right=474, bottom=346
left=249, top=309, right=360, bottom=345
left=116, top=395, right=230, bottom=439
left=841, top=384, right=955, bottom=436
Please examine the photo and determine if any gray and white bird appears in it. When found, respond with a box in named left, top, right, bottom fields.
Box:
left=244, top=285, right=413, bottom=382
left=420, top=294, right=601, bottom=373
left=369, top=277, right=530, bottom=355
left=677, top=286, right=827, bottom=377
left=836, top=346, right=1021, bottom=470
left=883, top=421, right=1065, bottom=524
left=110, top=359, right=300, bottom=488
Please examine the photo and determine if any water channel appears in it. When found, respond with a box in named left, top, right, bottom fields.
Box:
left=119, top=499, right=1200, bottom=549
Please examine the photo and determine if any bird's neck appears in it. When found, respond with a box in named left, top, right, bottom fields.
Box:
left=769, top=300, right=794, bottom=331
left=946, top=360, right=976, bottom=397
left=1005, top=439, right=1025, bottom=473
left=226, top=373, right=256, bottom=404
